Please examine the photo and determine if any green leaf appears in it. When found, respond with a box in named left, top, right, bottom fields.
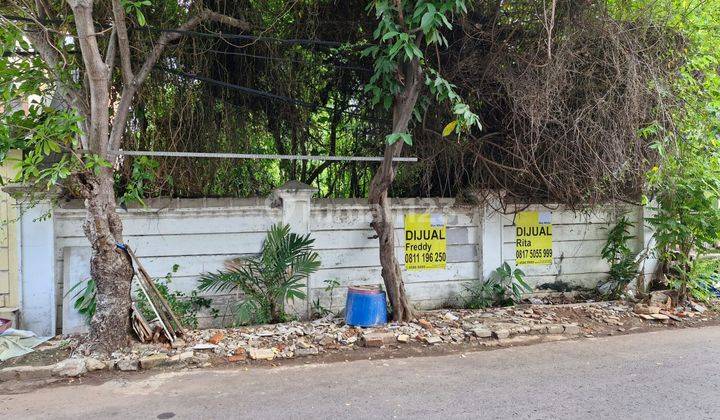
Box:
left=386, top=132, right=412, bottom=145
left=442, top=120, right=458, bottom=137
left=421, top=11, right=436, bottom=33
left=137, top=11, right=146, bottom=26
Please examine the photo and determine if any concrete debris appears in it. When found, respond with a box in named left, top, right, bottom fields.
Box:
left=423, top=336, right=442, bottom=345
left=295, top=347, right=319, bottom=357
left=649, top=291, right=673, bottom=310
left=208, top=332, right=224, bottom=345
left=85, top=357, right=106, bottom=372
left=492, top=330, right=510, bottom=340
left=52, top=358, right=87, bottom=378
left=140, top=354, right=169, bottom=369
left=171, top=339, right=186, bottom=349
left=247, top=348, right=275, bottom=361
left=0, top=365, right=56, bottom=382
left=546, top=325, right=564, bottom=334
left=53, top=300, right=712, bottom=375
left=418, top=319, right=434, bottom=330
left=472, top=327, right=493, bottom=338
left=116, top=359, right=140, bottom=371
left=691, top=303, right=707, bottom=313
left=563, top=325, right=581, bottom=335
left=443, top=312, right=459, bottom=322
left=362, top=332, right=395, bottom=347
left=634, top=304, right=661, bottom=315
left=192, top=343, right=218, bottom=351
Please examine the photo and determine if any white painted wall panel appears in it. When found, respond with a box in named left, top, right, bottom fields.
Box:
left=49, top=196, right=652, bottom=331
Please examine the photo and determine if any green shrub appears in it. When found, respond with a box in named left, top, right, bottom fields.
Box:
left=198, top=223, right=321, bottom=325
left=684, top=259, right=720, bottom=303
left=66, top=264, right=214, bottom=328
left=597, top=216, right=638, bottom=299
left=135, top=264, right=216, bottom=329
left=64, top=278, right=96, bottom=323
left=463, top=263, right=532, bottom=308
left=311, top=278, right=341, bottom=318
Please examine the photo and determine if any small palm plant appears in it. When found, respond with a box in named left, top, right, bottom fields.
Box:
left=198, top=223, right=321, bottom=325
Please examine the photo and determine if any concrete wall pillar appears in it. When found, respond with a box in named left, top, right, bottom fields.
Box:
left=19, top=200, right=56, bottom=336
left=636, top=204, right=658, bottom=292
left=274, top=181, right=316, bottom=318
left=480, top=196, right=505, bottom=281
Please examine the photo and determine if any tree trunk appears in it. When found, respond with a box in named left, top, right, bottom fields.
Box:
left=80, top=168, right=133, bottom=353
left=369, top=60, right=423, bottom=322
left=80, top=168, right=135, bottom=353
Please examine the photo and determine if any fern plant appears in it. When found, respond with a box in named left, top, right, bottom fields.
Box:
left=198, top=223, right=321, bottom=325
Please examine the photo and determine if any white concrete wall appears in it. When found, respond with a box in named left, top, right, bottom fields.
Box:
left=30, top=189, right=655, bottom=333
left=308, top=198, right=479, bottom=311
left=54, top=197, right=281, bottom=331
left=495, top=204, right=654, bottom=290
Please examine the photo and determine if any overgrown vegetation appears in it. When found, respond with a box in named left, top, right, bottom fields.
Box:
left=311, top=278, right=341, bottom=318
left=686, top=259, right=720, bottom=303
left=198, top=223, right=320, bottom=325
left=135, top=264, right=216, bottom=329
left=3, top=0, right=720, bottom=348
left=65, top=278, right=97, bottom=323
left=642, top=0, right=720, bottom=302
left=463, top=263, right=531, bottom=308
left=597, top=216, right=638, bottom=299
left=67, top=265, right=214, bottom=329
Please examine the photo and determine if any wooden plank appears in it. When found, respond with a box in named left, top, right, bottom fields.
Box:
left=499, top=207, right=632, bottom=226
left=56, top=243, right=477, bottom=281
left=312, top=226, right=477, bottom=250
left=56, top=228, right=476, bottom=257
left=127, top=247, right=183, bottom=340
left=90, top=260, right=478, bottom=296
left=55, top=212, right=281, bottom=238
left=310, top=262, right=477, bottom=287
left=504, top=256, right=611, bottom=276
left=502, top=239, right=607, bottom=260
left=309, top=280, right=468, bottom=311
left=310, top=211, right=477, bottom=231
left=522, top=273, right=608, bottom=289
left=56, top=232, right=267, bottom=258
left=502, top=223, right=616, bottom=242
left=317, top=244, right=477, bottom=269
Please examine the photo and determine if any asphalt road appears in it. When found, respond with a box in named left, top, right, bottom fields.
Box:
left=3, top=326, right=720, bottom=419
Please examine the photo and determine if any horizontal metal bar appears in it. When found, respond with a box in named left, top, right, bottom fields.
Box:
left=107, top=150, right=417, bottom=163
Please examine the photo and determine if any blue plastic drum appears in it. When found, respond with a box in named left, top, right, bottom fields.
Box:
left=345, top=286, right=388, bottom=327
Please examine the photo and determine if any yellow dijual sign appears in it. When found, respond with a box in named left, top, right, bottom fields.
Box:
left=404, top=213, right=447, bottom=270
left=515, top=211, right=553, bottom=265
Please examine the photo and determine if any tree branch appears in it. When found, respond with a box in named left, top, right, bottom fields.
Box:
left=68, top=0, right=110, bottom=154
left=108, top=9, right=250, bottom=151
left=105, top=27, right=117, bottom=74
left=111, top=0, right=134, bottom=84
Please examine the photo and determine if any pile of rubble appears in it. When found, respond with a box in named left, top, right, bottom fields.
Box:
left=632, top=290, right=708, bottom=323
left=1, top=299, right=715, bottom=381
left=61, top=302, right=645, bottom=371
